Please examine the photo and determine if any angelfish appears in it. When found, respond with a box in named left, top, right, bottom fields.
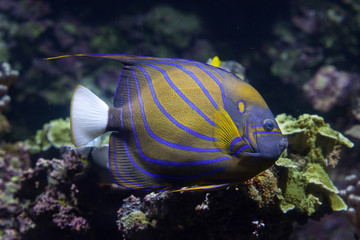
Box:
left=48, top=54, right=288, bottom=191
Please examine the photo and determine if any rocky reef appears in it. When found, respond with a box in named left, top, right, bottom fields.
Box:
left=0, top=111, right=354, bottom=239
left=275, top=114, right=352, bottom=215
left=25, top=118, right=72, bottom=154
left=340, top=174, right=360, bottom=237
left=113, top=114, right=353, bottom=240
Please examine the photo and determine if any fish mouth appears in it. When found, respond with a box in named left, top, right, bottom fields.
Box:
left=242, top=152, right=261, bottom=157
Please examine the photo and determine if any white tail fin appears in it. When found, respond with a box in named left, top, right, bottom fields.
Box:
left=71, top=85, right=109, bottom=146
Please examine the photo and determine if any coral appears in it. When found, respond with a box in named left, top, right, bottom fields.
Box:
left=274, top=114, right=352, bottom=216
left=276, top=113, right=354, bottom=164
left=117, top=195, right=157, bottom=239
left=264, top=0, right=360, bottom=122
left=266, top=28, right=323, bottom=85
left=0, top=61, right=18, bottom=134
left=303, top=65, right=360, bottom=112
left=0, top=146, right=89, bottom=238
left=0, top=143, right=31, bottom=237
left=25, top=118, right=72, bottom=153
left=0, top=61, right=18, bottom=111
left=115, top=186, right=299, bottom=240
left=339, top=174, right=360, bottom=235
left=32, top=188, right=89, bottom=231
left=267, top=0, right=360, bottom=84
left=1, top=112, right=355, bottom=239
left=246, top=170, right=280, bottom=208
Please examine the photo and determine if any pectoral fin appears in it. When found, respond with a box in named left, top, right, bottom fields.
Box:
left=214, top=107, right=241, bottom=154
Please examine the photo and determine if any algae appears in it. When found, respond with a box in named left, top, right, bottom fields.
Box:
left=275, top=114, right=352, bottom=215
left=120, top=210, right=157, bottom=231
left=25, top=118, right=72, bottom=153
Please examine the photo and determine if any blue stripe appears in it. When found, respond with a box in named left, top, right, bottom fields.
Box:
left=127, top=75, right=231, bottom=166
left=110, top=136, right=136, bottom=190
left=140, top=63, right=216, bottom=126
left=253, top=131, right=283, bottom=136
left=246, top=121, right=252, bottom=145
left=230, top=137, right=244, bottom=154
left=119, top=91, right=158, bottom=189
left=110, top=91, right=157, bottom=189
left=251, top=124, right=280, bottom=129
left=235, top=144, right=251, bottom=156
left=124, top=137, right=226, bottom=180
left=146, top=61, right=218, bottom=109
left=133, top=66, right=216, bottom=141
left=146, top=59, right=227, bottom=109
left=114, top=68, right=124, bottom=106
left=120, top=93, right=123, bottom=128
left=131, top=69, right=219, bottom=153
left=107, top=137, right=128, bottom=189
left=195, top=64, right=227, bottom=108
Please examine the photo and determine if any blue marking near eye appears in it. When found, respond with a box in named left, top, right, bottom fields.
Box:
left=237, top=100, right=246, bottom=114
left=230, top=137, right=244, bottom=154
left=235, top=144, right=251, bottom=156
left=253, top=131, right=282, bottom=136
left=246, top=121, right=252, bottom=145
left=251, top=124, right=279, bottom=129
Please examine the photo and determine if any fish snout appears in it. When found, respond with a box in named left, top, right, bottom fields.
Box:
left=279, top=137, right=288, bottom=151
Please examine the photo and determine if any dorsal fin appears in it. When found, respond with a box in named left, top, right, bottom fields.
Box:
left=47, top=53, right=185, bottom=108
left=46, top=53, right=183, bottom=64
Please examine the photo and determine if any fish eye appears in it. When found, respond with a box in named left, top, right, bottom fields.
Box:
left=263, top=119, right=275, bottom=132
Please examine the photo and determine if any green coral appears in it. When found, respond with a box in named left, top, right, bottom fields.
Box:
left=25, top=117, right=110, bottom=153
left=25, top=118, right=72, bottom=153
left=246, top=170, right=280, bottom=208
left=275, top=114, right=352, bottom=215
left=121, top=211, right=157, bottom=231
left=276, top=113, right=353, bottom=166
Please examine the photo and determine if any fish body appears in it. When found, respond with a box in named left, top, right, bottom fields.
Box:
left=50, top=54, right=287, bottom=191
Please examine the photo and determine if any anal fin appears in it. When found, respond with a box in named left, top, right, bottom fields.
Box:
left=171, top=183, right=231, bottom=192
left=108, top=132, right=164, bottom=190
